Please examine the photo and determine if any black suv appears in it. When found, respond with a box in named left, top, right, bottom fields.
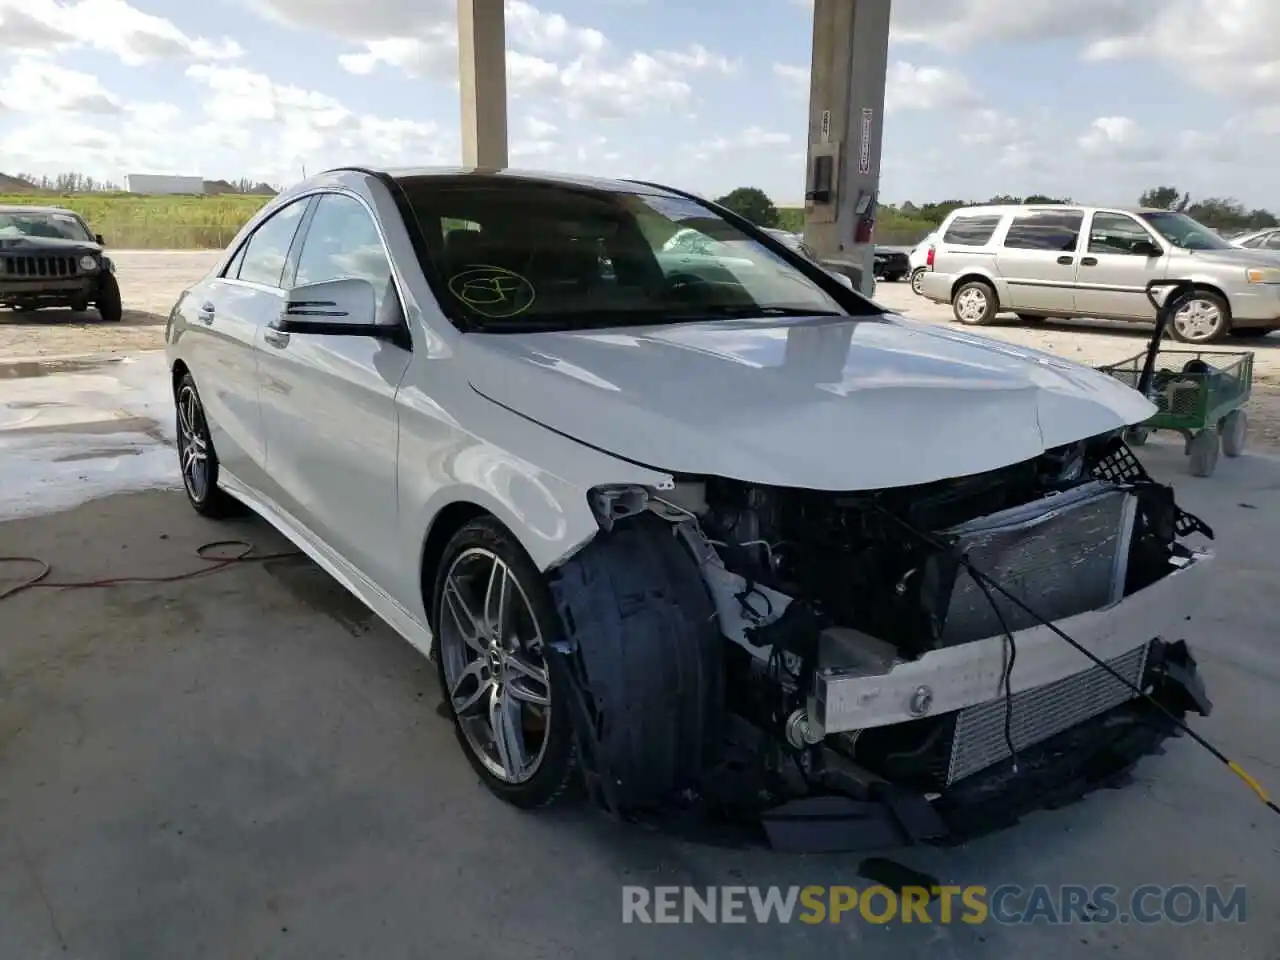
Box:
left=0, top=205, right=123, bottom=322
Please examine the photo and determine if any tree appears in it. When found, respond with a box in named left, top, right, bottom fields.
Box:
left=1138, top=186, right=1190, bottom=211
left=715, top=187, right=779, bottom=228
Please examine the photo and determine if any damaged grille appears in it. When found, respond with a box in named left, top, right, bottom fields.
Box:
left=2, top=255, right=80, bottom=278
left=938, top=481, right=1137, bottom=646
left=946, top=643, right=1149, bottom=785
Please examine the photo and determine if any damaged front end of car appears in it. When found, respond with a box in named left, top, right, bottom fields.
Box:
left=546, top=431, right=1215, bottom=852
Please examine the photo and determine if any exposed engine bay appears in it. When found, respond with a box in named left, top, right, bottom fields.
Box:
left=574, top=430, right=1215, bottom=850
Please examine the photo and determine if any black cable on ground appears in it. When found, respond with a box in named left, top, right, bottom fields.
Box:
left=0, top=540, right=303, bottom=603
left=872, top=504, right=1280, bottom=819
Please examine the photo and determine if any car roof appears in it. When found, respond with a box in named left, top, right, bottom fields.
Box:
left=332, top=165, right=695, bottom=199
left=946, top=203, right=1169, bottom=217
left=0, top=205, right=78, bottom=215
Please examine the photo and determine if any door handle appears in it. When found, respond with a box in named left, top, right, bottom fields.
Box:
left=263, top=329, right=290, bottom=349
left=1057, top=255, right=1074, bottom=265
left=1081, top=257, right=1098, bottom=266
left=197, top=302, right=215, bottom=324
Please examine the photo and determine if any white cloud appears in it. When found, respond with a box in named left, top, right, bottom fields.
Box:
left=770, top=59, right=978, bottom=113
left=0, top=56, right=122, bottom=115
left=691, top=125, right=792, bottom=161
left=0, top=0, right=242, bottom=64
left=1077, top=116, right=1155, bottom=160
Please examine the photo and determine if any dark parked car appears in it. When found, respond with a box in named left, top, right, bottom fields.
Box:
left=873, top=245, right=910, bottom=282
left=0, top=205, right=122, bottom=322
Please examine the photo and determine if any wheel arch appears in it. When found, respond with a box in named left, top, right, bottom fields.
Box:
left=950, top=273, right=999, bottom=301
left=418, top=500, right=492, bottom=629
left=171, top=358, right=190, bottom=397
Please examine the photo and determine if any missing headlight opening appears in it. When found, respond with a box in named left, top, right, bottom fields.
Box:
left=555, top=431, right=1232, bottom=852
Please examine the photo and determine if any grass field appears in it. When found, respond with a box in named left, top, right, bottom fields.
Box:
left=0, top=192, right=931, bottom=249
left=0, top=193, right=272, bottom=249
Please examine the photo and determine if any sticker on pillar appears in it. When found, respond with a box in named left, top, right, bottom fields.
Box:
left=859, top=107, right=874, bottom=175
left=449, top=266, right=536, bottom=319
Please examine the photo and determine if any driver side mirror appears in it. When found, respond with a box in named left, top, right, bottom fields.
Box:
left=95, top=234, right=104, bottom=245
left=1132, top=239, right=1163, bottom=258
left=275, top=277, right=402, bottom=343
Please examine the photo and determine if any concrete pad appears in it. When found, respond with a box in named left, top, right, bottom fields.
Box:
left=0, top=439, right=1277, bottom=958
left=0, top=351, right=178, bottom=521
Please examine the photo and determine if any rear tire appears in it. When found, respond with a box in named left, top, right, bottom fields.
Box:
left=547, top=513, right=724, bottom=811
left=1188, top=429, right=1220, bottom=477
left=952, top=279, right=999, bottom=325
left=95, top=272, right=123, bottom=323
left=910, top=268, right=925, bottom=296
left=175, top=373, right=242, bottom=518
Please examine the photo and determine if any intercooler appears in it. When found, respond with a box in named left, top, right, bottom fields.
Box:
left=946, top=642, right=1149, bottom=785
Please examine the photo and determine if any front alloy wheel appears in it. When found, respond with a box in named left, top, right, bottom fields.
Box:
left=435, top=520, right=576, bottom=807
left=1169, top=292, right=1229, bottom=343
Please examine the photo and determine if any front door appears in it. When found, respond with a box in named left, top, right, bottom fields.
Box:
left=183, top=197, right=309, bottom=490
left=256, top=191, right=411, bottom=596
left=1073, top=211, right=1168, bottom=320
left=993, top=208, right=1085, bottom=314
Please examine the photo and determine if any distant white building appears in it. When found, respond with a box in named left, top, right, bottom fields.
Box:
left=124, top=174, right=205, bottom=195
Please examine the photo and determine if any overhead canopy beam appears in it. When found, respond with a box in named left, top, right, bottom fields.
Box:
left=457, top=0, right=509, bottom=168
left=802, top=0, right=891, bottom=296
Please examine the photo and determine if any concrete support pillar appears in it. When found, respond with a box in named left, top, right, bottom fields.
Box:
left=802, top=0, right=891, bottom=296
left=458, top=0, right=508, bottom=168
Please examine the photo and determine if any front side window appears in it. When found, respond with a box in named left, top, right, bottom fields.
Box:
left=294, top=192, right=398, bottom=321
left=393, top=177, right=858, bottom=331
left=0, top=210, right=93, bottom=241
left=942, top=215, right=1001, bottom=246
left=235, top=199, right=308, bottom=287
left=1002, top=210, right=1084, bottom=252
left=1087, top=212, right=1157, bottom=255
left=1139, top=212, right=1232, bottom=251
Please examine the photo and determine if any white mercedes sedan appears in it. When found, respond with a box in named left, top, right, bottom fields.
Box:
left=165, top=167, right=1214, bottom=848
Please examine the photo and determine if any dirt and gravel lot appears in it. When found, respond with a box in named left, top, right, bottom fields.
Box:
left=2, top=251, right=1279, bottom=450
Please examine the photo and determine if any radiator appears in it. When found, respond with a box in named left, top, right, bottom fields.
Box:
left=946, top=642, right=1149, bottom=785
left=937, top=481, right=1138, bottom=647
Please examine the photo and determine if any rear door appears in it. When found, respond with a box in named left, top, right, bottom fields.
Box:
left=993, top=208, right=1084, bottom=313
left=182, top=197, right=310, bottom=491
left=256, top=190, right=412, bottom=594
left=1073, top=211, right=1168, bottom=319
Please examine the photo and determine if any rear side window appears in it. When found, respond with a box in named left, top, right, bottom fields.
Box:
left=1003, top=210, right=1084, bottom=252
left=1264, top=232, right=1280, bottom=250
left=942, top=215, right=1002, bottom=246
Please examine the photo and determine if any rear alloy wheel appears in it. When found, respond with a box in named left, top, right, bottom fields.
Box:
left=952, top=280, right=998, bottom=325
left=1169, top=291, right=1229, bottom=343
left=175, top=373, right=240, bottom=517
left=910, top=268, right=926, bottom=296
left=434, top=519, right=577, bottom=809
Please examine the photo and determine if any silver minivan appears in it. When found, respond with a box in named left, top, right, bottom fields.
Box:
left=917, top=204, right=1280, bottom=342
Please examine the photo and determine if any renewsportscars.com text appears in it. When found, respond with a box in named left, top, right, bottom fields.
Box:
left=621, top=884, right=1247, bottom=925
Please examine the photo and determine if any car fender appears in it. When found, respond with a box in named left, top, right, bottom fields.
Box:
left=395, top=374, right=675, bottom=609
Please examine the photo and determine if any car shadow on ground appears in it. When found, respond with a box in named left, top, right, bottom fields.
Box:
left=0, top=307, right=168, bottom=327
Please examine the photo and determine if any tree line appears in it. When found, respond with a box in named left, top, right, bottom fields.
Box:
left=716, top=184, right=1279, bottom=240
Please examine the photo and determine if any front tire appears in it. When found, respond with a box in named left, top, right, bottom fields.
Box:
left=96, top=272, right=123, bottom=323
left=952, top=279, right=999, bottom=325
left=1168, top=290, right=1229, bottom=343
left=175, top=373, right=240, bottom=517
left=433, top=517, right=578, bottom=809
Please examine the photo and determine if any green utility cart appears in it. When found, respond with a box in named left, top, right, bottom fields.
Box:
left=1097, top=280, right=1254, bottom=477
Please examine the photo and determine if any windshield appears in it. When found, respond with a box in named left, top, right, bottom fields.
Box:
left=0, top=211, right=93, bottom=242
left=394, top=177, right=860, bottom=331
left=1138, top=212, right=1233, bottom=251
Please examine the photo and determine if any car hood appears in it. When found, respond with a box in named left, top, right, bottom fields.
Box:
left=1171, top=246, right=1280, bottom=268
left=0, top=236, right=102, bottom=256
left=460, top=314, right=1156, bottom=491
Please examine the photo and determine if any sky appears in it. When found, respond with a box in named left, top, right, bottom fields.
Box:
left=0, top=0, right=1277, bottom=209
